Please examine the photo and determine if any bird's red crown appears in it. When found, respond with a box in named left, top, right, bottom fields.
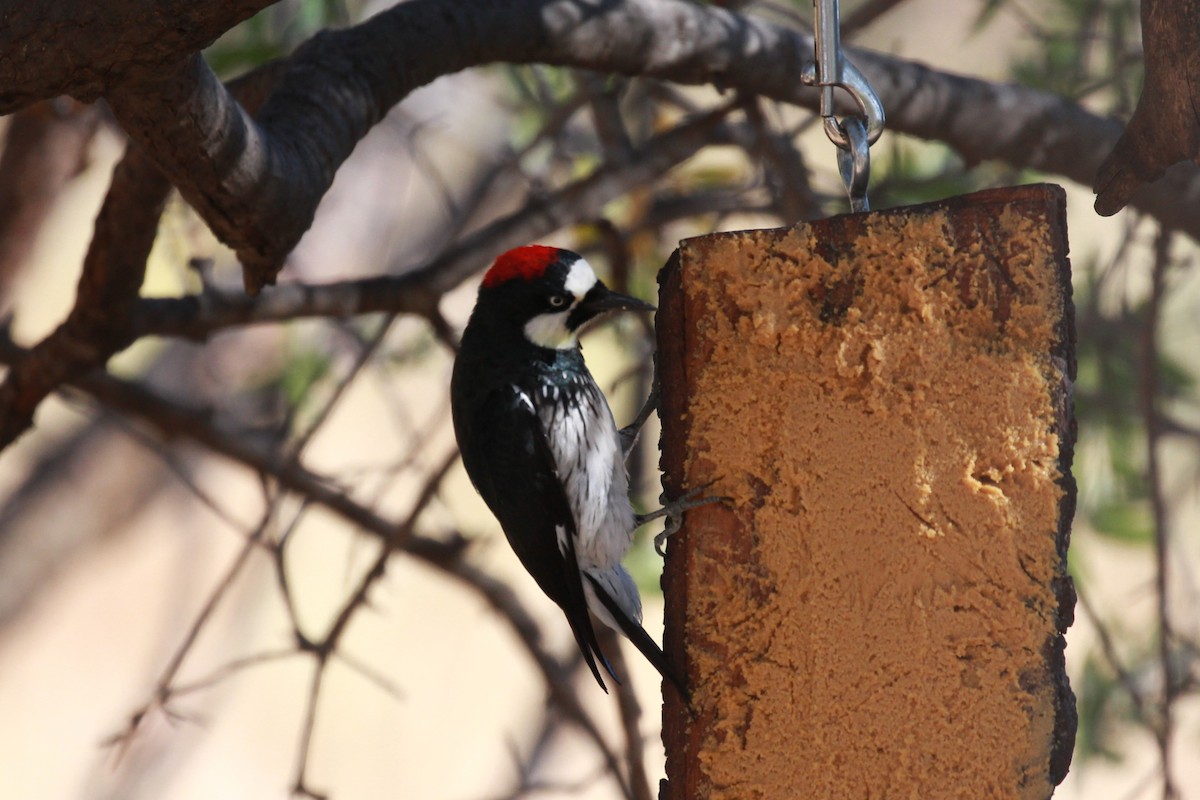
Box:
left=482, top=245, right=563, bottom=288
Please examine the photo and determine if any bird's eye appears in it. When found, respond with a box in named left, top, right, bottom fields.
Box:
left=548, top=294, right=569, bottom=308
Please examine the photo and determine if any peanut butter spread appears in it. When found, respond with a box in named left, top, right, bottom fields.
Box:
left=662, top=188, right=1074, bottom=799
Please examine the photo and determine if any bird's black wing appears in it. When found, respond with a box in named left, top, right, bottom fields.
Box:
left=461, top=382, right=616, bottom=691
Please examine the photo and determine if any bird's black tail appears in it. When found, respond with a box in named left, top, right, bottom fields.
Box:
left=584, top=574, right=689, bottom=700
left=565, top=603, right=617, bottom=693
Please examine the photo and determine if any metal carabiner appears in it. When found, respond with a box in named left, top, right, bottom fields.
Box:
left=802, top=0, right=885, bottom=144
left=836, top=116, right=871, bottom=212
left=824, top=59, right=885, bottom=147
left=801, top=0, right=885, bottom=211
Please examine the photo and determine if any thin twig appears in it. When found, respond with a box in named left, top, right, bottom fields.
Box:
left=740, top=95, right=821, bottom=222
left=103, top=510, right=275, bottom=754
left=1141, top=227, right=1176, bottom=800
left=406, top=536, right=637, bottom=800
left=1073, top=582, right=1148, bottom=720
left=167, top=649, right=300, bottom=698
left=129, top=105, right=738, bottom=341
left=286, top=316, right=397, bottom=461
left=291, top=659, right=330, bottom=800
left=599, top=626, right=654, bottom=800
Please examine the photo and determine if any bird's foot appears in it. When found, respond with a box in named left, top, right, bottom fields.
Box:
left=636, top=482, right=730, bottom=556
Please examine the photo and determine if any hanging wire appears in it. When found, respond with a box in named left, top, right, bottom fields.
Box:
left=801, top=0, right=885, bottom=212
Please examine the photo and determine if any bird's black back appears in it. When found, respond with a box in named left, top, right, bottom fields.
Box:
left=451, top=316, right=616, bottom=689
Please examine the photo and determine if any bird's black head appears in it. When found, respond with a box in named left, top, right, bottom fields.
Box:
left=471, top=245, right=654, bottom=350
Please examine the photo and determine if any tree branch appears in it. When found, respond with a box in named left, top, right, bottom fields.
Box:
left=85, top=0, right=1200, bottom=294
left=6, top=0, right=1195, bottom=474
left=0, top=63, right=288, bottom=449
left=0, top=147, right=170, bottom=447
left=37, top=346, right=638, bottom=797
left=0, top=0, right=277, bottom=111
left=1093, top=0, right=1200, bottom=215
left=129, top=105, right=732, bottom=340
left=1142, top=228, right=1178, bottom=800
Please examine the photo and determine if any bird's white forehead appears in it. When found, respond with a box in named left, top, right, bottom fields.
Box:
left=564, top=258, right=598, bottom=297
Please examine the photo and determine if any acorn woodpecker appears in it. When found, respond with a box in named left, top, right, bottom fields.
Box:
left=451, top=244, right=682, bottom=694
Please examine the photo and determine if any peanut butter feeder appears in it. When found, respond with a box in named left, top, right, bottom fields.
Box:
left=652, top=5, right=1077, bottom=793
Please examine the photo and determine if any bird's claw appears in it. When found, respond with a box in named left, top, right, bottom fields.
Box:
left=635, top=482, right=730, bottom=556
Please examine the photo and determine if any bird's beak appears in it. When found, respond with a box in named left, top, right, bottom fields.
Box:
left=578, top=282, right=656, bottom=316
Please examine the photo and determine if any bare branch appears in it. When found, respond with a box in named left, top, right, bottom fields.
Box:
left=104, top=511, right=276, bottom=755
left=597, top=626, right=654, bottom=800
left=1141, top=228, right=1178, bottom=800
left=0, top=0, right=277, bottom=111
left=291, top=659, right=330, bottom=800
left=101, top=0, right=815, bottom=290
left=0, top=61, right=288, bottom=450
left=0, top=146, right=170, bottom=447
left=1073, top=584, right=1148, bottom=721
left=1093, top=0, right=1200, bottom=215
left=740, top=96, right=821, bottom=222
left=129, top=105, right=734, bottom=340
left=406, top=536, right=636, bottom=800
left=2, top=0, right=1198, bottom=312
left=0, top=336, right=638, bottom=793
left=90, top=0, right=1200, bottom=293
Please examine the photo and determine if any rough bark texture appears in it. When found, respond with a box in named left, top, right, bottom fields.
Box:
left=5, top=0, right=1199, bottom=293
left=0, top=0, right=275, bottom=110
left=0, top=64, right=284, bottom=447
left=657, top=185, right=1077, bottom=799
left=1094, top=0, right=1200, bottom=215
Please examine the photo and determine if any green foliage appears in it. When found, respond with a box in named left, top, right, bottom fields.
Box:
left=1074, top=652, right=1124, bottom=762
left=973, top=0, right=1142, bottom=107
left=205, top=0, right=352, bottom=77
left=970, top=0, right=1011, bottom=33
left=1073, top=266, right=1197, bottom=544
left=870, top=143, right=977, bottom=208
left=376, top=325, right=439, bottom=370
left=504, top=65, right=581, bottom=147
left=279, top=345, right=333, bottom=412
left=1088, top=499, right=1153, bottom=543
left=627, top=526, right=668, bottom=596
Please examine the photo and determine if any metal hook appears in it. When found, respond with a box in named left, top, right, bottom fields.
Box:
left=800, top=60, right=885, bottom=148
left=823, top=60, right=885, bottom=147
left=800, top=0, right=885, bottom=212
left=835, top=116, right=871, bottom=212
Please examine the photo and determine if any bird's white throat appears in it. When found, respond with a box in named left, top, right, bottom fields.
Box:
left=524, top=310, right=577, bottom=349
left=522, top=258, right=598, bottom=350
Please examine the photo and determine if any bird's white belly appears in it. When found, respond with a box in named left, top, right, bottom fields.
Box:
left=537, top=385, right=635, bottom=570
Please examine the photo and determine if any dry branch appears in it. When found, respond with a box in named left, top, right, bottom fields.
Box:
left=6, top=0, right=1193, bottom=296
left=0, top=62, right=286, bottom=448
left=129, top=106, right=733, bottom=340
left=0, top=329, right=640, bottom=790
left=1094, top=0, right=1200, bottom=215
left=0, top=0, right=276, bottom=110
left=0, top=148, right=170, bottom=447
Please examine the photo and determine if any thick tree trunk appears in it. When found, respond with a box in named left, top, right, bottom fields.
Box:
left=657, top=185, right=1077, bottom=798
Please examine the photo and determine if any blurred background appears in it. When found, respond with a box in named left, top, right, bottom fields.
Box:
left=0, top=0, right=1197, bottom=797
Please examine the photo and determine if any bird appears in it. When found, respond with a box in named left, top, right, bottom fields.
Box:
left=450, top=244, right=685, bottom=695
